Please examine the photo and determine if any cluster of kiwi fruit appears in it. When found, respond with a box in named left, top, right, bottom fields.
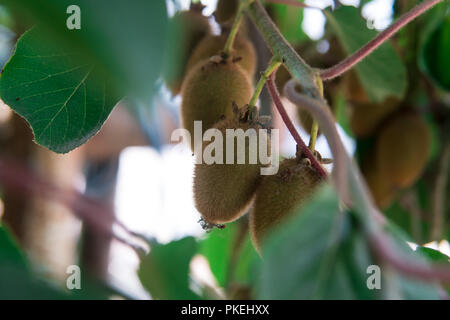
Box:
left=345, top=73, right=431, bottom=209
left=165, top=1, right=327, bottom=252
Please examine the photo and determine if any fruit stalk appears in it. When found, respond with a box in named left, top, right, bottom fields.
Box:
left=266, top=73, right=327, bottom=178
left=320, top=0, right=444, bottom=80
left=248, top=58, right=282, bottom=108
left=247, top=0, right=321, bottom=99
left=308, top=75, right=323, bottom=151
left=223, top=0, right=254, bottom=56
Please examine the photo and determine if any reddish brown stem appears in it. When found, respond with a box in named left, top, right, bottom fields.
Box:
left=320, top=0, right=443, bottom=80
left=266, top=73, right=327, bottom=178
left=0, top=157, right=148, bottom=254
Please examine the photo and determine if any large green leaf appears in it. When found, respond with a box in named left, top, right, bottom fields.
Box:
left=257, top=186, right=443, bottom=299
left=138, top=237, right=200, bottom=300
left=0, top=27, right=119, bottom=153
left=326, top=6, right=407, bottom=102
left=199, top=221, right=260, bottom=288
left=0, top=0, right=167, bottom=153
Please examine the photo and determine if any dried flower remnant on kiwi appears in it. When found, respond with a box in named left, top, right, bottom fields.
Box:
left=194, top=104, right=273, bottom=228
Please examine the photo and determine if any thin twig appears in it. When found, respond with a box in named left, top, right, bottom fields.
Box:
left=249, top=58, right=282, bottom=108
left=320, top=0, right=443, bottom=80
left=0, top=157, right=148, bottom=254
left=284, top=79, right=348, bottom=201
left=266, top=73, right=327, bottom=178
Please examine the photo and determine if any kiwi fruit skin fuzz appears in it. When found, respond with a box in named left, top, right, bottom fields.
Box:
left=349, top=98, right=400, bottom=138
left=250, top=158, right=324, bottom=252
left=181, top=57, right=253, bottom=150
left=162, top=9, right=211, bottom=96
left=214, top=0, right=239, bottom=24
left=186, top=34, right=257, bottom=78
left=375, top=112, right=431, bottom=189
left=361, top=152, right=396, bottom=209
left=193, top=106, right=271, bottom=225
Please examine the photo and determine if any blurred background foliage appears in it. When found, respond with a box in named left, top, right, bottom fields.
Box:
left=0, top=0, right=448, bottom=300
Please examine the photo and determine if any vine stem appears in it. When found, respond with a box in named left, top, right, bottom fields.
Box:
left=284, top=80, right=450, bottom=284
left=320, top=0, right=443, bottom=80
left=223, top=0, right=253, bottom=56
left=266, top=73, right=327, bottom=178
left=249, top=58, right=282, bottom=108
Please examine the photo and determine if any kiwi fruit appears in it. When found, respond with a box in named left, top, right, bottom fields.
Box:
left=181, top=57, right=253, bottom=150
left=375, top=112, right=431, bottom=189
left=250, top=158, right=324, bottom=252
left=186, top=33, right=257, bottom=78
left=193, top=106, right=271, bottom=225
left=343, top=71, right=369, bottom=104
left=162, top=7, right=211, bottom=95
left=361, top=151, right=396, bottom=209
left=349, top=98, right=400, bottom=138
left=214, top=0, right=239, bottom=24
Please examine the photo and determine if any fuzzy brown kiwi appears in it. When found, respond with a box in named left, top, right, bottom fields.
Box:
left=181, top=57, right=253, bottom=150
left=214, top=0, right=239, bottom=24
left=361, top=151, right=396, bottom=209
left=186, top=33, right=257, bottom=78
left=349, top=97, right=400, bottom=138
left=162, top=7, right=211, bottom=96
left=193, top=105, right=272, bottom=225
left=375, top=112, right=431, bottom=189
left=249, top=158, right=324, bottom=252
left=343, top=71, right=369, bottom=104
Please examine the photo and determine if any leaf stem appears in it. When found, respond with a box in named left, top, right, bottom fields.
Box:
left=266, top=73, right=327, bottom=178
left=249, top=58, right=282, bottom=108
left=308, top=76, right=323, bottom=151
left=223, top=0, right=253, bottom=56
left=320, top=0, right=443, bottom=80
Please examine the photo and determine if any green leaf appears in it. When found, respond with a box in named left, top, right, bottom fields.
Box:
left=138, top=237, right=200, bottom=300
left=0, top=225, right=69, bottom=299
left=257, top=186, right=374, bottom=299
left=0, top=0, right=168, bottom=153
left=199, top=221, right=260, bottom=287
left=420, top=16, right=450, bottom=91
left=199, top=222, right=236, bottom=287
left=2, top=0, right=168, bottom=100
left=0, top=224, right=28, bottom=271
left=326, top=6, right=407, bottom=102
left=257, top=186, right=443, bottom=299
left=0, top=28, right=120, bottom=153
left=415, top=247, right=450, bottom=263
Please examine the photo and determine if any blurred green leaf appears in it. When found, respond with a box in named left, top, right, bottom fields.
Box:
left=138, top=237, right=200, bottom=300
left=0, top=225, right=69, bottom=299
left=326, top=6, right=407, bottom=102
left=2, top=0, right=168, bottom=100
left=415, top=247, right=450, bottom=263
left=420, top=16, right=450, bottom=91
left=199, top=222, right=236, bottom=287
left=257, top=186, right=443, bottom=299
left=0, top=0, right=167, bottom=153
left=257, top=186, right=374, bottom=299
left=199, top=221, right=260, bottom=288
